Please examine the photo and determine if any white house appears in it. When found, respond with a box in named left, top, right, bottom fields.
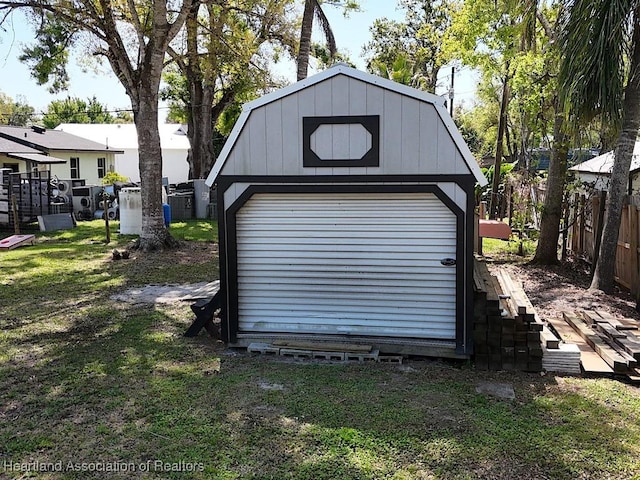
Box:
left=570, top=142, right=640, bottom=195
left=206, top=65, right=486, bottom=358
left=0, top=125, right=121, bottom=185
left=55, top=123, right=190, bottom=184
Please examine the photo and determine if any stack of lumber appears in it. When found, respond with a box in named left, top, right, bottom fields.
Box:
left=560, top=311, right=640, bottom=380
left=526, top=303, right=582, bottom=374
left=541, top=343, right=582, bottom=374
left=473, top=259, right=544, bottom=372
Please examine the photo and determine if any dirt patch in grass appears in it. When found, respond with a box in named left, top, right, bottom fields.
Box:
left=107, top=240, right=219, bottom=289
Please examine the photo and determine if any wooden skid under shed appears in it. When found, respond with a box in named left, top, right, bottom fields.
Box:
left=247, top=342, right=385, bottom=363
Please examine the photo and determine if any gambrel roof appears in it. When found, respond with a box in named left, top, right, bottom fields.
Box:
left=206, top=64, right=487, bottom=187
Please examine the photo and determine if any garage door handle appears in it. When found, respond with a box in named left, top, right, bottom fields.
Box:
left=440, top=258, right=456, bottom=266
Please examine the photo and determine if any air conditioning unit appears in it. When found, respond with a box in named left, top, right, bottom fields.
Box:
left=55, top=178, right=85, bottom=195
left=72, top=185, right=104, bottom=220
left=57, top=180, right=72, bottom=194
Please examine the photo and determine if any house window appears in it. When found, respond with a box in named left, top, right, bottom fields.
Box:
left=70, top=157, right=80, bottom=179
left=2, top=163, right=19, bottom=173
left=97, top=158, right=106, bottom=178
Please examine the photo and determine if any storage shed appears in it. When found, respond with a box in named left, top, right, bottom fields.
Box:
left=205, top=65, right=487, bottom=357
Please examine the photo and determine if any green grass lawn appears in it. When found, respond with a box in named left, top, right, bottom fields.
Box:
left=480, top=237, right=537, bottom=258
left=1, top=221, right=639, bottom=479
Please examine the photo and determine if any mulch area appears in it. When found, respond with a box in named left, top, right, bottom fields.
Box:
left=489, top=257, right=640, bottom=324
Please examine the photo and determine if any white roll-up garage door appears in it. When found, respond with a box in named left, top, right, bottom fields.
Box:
left=235, top=192, right=458, bottom=339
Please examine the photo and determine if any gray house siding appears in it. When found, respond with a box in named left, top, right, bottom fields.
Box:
left=219, top=75, right=473, bottom=178
left=208, top=66, right=486, bottom=358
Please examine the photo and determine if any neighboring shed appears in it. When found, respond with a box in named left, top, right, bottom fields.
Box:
left=205, top=65, right=487, bottom=357
left=55, top=123, right=190, bottom=184
left=570, top=142, right=640, bottom=195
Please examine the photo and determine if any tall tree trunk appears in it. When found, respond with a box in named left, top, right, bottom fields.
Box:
left=296, top=0, right=316, bottom=81
left=130, top=32, right=180, bottom=251
left=184, top=1, right=205, bottom=180
left=532, top=99, right=569, bottom=264
left=424, top=65, right=440, bottom=94
left=590, top=11, right=640, bottom=292
left=186, top=82, right=215, bottom=180
left=133, top=92, right=177, bottom=250
left=181, top=1, right=236, bottom=179
left=489, top=71, right=510, bottom=219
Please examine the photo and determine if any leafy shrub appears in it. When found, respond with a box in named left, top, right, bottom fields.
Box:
left=102, top=171, right=129, bottom=185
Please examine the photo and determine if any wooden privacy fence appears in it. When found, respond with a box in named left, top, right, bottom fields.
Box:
left=569, top=194, right=640, bottom=296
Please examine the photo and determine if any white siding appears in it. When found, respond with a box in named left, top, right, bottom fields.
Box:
left=575, top=172, right=610, bottom=192
left=220, top=75, right=473, bottom=178
left=49, top=151, right=117, bottom=185
left=114, top=148, right=189, bottom=184
left=576, top=171, right=640, bottom=194
left=235, top=192, right=458, bottom=339
left=1, top=155, right=27, bottom=171
left=55, top=123, right=190, bottom=184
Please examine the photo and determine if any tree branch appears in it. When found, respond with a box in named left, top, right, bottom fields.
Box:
left=126, top=0, right=146, bottom=66
left=536, top=10, right=554, bottom=42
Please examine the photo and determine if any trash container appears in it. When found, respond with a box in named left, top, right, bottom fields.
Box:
left=119, top=187, right=142, bottom=235
left=163, top=203, right=171, bottom=227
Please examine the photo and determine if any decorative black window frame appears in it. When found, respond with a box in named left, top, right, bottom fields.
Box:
left=70, top=157, right=80, bottom=179
left=303, top=115, right=380, bottom=167
left=97, top=157, right=106, bottom=178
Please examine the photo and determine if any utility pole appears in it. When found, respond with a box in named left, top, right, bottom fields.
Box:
left=449, top=66, right=455, bottom=117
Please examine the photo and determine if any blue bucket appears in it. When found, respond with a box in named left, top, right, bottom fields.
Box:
left=162, top=203, right=171, bottom=227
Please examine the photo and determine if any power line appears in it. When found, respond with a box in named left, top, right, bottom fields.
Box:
left=0, top=104, right=177, bottom=119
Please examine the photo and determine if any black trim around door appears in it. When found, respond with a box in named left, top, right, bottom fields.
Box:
left=216, top=175, right=475, bottom=193
left=219, top=182, right=469, bottom=353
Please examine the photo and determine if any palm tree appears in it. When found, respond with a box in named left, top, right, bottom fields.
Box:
left=370, top=54, right=422, bottom=88
left=559, top=0, right=640, bottom=292
left=296, top=0, right=337, bottom=81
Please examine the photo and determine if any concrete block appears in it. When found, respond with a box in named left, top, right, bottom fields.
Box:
left=279, top=348, right=313, bottom=359
left=311, top=351, right=345, bottom=361
left=247, top=342, right=280, bottom=355
left=345, top=349, right=379, bottom=362
left=377, top=354, right=403, bottom=364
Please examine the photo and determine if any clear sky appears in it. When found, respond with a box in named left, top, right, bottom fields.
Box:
left=0, top=1, right=477, bottom=119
